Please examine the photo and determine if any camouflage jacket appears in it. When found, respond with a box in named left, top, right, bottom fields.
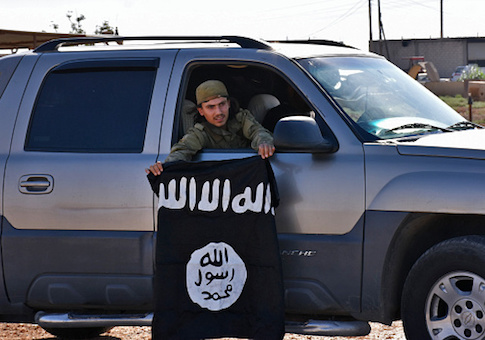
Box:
left=164, top=109, right=273, bottom=163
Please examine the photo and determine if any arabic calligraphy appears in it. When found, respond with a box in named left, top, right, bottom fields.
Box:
left=202, top=284, right=233, bottom=301
left=195, top=267, right=235, bottom=286
left=186, top=242, right=247, bottom=311
left=201, top=248, right=228, bottom=267
left=158, top=177, right=274, bottom=215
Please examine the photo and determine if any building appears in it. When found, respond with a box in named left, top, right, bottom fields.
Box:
left=370, top=37, right=485, bottom=79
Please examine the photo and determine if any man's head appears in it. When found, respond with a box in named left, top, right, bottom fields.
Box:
left=196, top=80, right=231, bottom=128
left=196, top=80, right=229, bottom=105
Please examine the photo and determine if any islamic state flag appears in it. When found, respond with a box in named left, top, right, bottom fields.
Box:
left=147, top=156, right=285, bottom=339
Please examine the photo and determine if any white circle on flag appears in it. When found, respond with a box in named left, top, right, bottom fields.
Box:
left=186, top=242, right=247, bottom=311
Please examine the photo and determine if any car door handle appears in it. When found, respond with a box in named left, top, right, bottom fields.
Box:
left=19, top=175, right=54, bottom=194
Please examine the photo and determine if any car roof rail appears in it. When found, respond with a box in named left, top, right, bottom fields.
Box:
left=33, top=36, right=273, bottom=53
left=269, top=39, right=355, bottom=49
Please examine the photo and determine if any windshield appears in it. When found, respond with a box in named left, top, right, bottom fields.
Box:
left=298, top=57, right=467, bottom=140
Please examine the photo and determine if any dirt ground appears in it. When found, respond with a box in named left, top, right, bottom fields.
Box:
left=0, top=321, right=405, bottom=340
left=457, top=105, right=485, bottom=124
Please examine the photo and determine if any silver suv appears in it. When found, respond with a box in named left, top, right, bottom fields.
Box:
left=1, top=36, right=484, bottom=339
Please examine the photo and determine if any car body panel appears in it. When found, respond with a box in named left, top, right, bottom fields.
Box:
left=398, top=128, right=485, bottom=151
left=4, top=50, right=176, bottom=231
left=2, top=218, right=154, bottom=306
left=365, top=138, right=485, bottom=215
left=1, top=50, right=175, bottom=307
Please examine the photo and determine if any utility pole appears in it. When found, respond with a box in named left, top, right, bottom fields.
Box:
left=369, top=0, right=373, bottom=43
left=440, top=0, right=444, bottom=38
left=377, top=0, right=390, bottom=58
left=378, top=0, right=382, bottom=42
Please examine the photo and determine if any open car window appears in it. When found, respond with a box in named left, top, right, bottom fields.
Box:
left=175, top=63, right=314, bottom=143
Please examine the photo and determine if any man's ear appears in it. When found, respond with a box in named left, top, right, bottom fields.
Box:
left=197, top=107, right=204, bottom=116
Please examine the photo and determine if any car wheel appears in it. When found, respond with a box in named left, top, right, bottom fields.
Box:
left=42, top=326, right=112, bottom=339
left=402, top=235, right=485, bottom=340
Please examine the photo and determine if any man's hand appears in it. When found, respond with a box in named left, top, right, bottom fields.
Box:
left=258, top=143, right=275, bottom=159
left=145, top=161, right=164, bottom=175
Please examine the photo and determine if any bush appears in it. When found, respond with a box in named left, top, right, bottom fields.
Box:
left=440, top=95, right=467, bottom=107
left=459, top=64, right=485, bottom=81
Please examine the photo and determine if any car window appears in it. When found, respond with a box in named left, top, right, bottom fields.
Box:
left=0, top=55, right=22, bottom=100
left=25, top=59, right=158, bottom=153
left=175, top=63, right=314, bottom=141
left=299, top=56, right=464, bottom=140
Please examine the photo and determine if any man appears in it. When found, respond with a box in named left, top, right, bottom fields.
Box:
left=146, top=80, right=275, bottom=175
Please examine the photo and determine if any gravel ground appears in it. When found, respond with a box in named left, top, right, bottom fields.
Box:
left=0, top=321, right=405, bottom=339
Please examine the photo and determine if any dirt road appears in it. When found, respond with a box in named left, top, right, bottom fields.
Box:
left=0, top=321, right=406, bottom=339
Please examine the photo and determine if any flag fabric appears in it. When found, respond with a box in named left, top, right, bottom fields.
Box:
left=147, top=156, right=285, bottom=340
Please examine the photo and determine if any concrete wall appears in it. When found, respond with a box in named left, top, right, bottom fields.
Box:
left=370, top=38, right=484, bottom=79
left=423, top=80, right=485, bottom=101
left=469, top=81, right=485, bottom=101
left=424, top=81, right=468, bottom=98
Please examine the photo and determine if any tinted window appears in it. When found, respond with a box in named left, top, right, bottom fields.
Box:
left=25, top=62, right=157, bottom=153
left=0, top=55, right=22, bottom=99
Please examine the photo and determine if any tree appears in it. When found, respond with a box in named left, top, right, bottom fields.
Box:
left=95, top=21, right=117, bottom=35
left=459, top=64, right=485, bottom=81
left=50, top=12, right=118, bottom=35
left=66, top=11, right=86, bottom=34
left=50, top=21, right=59, bottom=32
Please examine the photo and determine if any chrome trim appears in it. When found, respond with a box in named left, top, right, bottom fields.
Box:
left=285, top=319, right=371, bottom=336
left=36, top=311, right=371, bottom=336
left=35, top=312, right=153, bottom=328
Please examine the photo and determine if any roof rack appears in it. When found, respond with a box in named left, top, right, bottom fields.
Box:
left=34, top=36, right=273, bottom=53
left=269, top=39, right=355, bottom=49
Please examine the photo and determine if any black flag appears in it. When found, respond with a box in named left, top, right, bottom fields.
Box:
left=147, top=156, right=285, bottom=340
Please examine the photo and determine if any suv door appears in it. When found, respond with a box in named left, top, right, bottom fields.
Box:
left=3, top=50, right=176, bottom=310
left=161, top=49, right=366, bottom=315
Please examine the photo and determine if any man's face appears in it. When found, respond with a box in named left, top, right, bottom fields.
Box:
left=197, top=97, right=230, bottom=128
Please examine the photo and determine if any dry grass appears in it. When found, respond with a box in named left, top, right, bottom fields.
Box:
left=440, top=96, right=485, bottom=125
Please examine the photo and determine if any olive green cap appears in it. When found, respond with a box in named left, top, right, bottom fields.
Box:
left=196, top=80, right=229, bottom=105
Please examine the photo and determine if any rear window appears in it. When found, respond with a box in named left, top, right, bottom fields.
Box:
left=25, top=59, right=158, bottom=153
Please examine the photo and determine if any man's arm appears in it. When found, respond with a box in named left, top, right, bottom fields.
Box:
left=237, top=109, right=275, bottom=158
left=145, top=125, right=207, bottom=175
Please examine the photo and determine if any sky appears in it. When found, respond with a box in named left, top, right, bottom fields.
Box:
left=1, top=0, right=484, bottom=51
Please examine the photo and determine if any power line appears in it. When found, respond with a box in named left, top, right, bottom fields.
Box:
left=254, top=0, right=368, bottom=21
left=308, top=0, right=367, bottom=36
left=383, top=0, right=438, bottom=11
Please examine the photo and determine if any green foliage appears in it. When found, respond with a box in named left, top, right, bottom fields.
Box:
left=50, top=21, right=59, bottom=32
left=51, top=12, right=117, bottom=35
left=459, top=64, right=485, bottom=81
left=440, top=95, right=468, bottom=107
left=95, top=21, right=116, bottom=35
left=440, top=95, right=485, bottom=125
left=66, top=11, right=86, bottom=34
left=440, top=95, right=485, bottom=110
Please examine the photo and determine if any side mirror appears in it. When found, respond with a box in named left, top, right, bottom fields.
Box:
left=273, top=116, right=338, bottom=153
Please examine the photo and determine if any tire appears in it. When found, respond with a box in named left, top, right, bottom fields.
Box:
left=42, top=326, right=112, bottom=339
left=402, top=235, right=485, bottom=340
